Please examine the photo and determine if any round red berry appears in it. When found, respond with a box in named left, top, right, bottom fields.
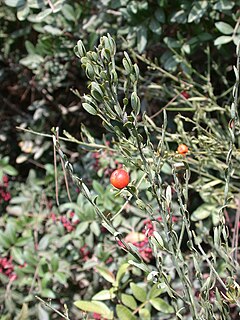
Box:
left=110, top=169, right=130, bottom=189
left=177, top=144, right=188, bottom=155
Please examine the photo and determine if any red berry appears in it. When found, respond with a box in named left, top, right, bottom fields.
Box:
left=110, top=169, right=130, bottom=189
left=181, top=91, right=190, bottom=99
left=177, top=144, right=188, bottom=155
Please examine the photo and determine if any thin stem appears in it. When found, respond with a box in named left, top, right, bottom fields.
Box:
left=16, top=127, right=115, bottom=151
left=47, top=0, right=55, bottom=11
left=35, top=296, right=70, bottom=320
left=197, top=244, right=227, bottom=291
left=150, top=91, right=182, bottom=119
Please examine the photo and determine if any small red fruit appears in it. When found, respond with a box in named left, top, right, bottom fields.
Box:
left=177, top=144, right=188, bottom=155
left=110, top=169, right=130, bottom=189
left=181, top=91, right=190, bottom=99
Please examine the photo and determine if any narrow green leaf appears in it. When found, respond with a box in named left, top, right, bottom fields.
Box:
left=17, top=303, right=29, bottom=320
left=96, top=265, right=115, bottom=283
left=188, top=1, right=208, bottom=23
left=116, top=263, right=129, bottom=285
left=82, top=103, right=97, bottom=115
left=137, top=27, right=147, bottom=53
left=75, top=221, right=89, bottom=236
left=41, top=289, right=56, bottom=299
left=3, top=165, right=18, bottom=176
left=35, top=8, right=52, bottom=22
left=4, top=0, right=25, bottom=7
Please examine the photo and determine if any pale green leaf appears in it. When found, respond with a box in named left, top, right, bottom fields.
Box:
left=16, top=303, right=29, bottom=320
left=4, top=0, right=25, bottom=7
left=215, top=22, right=233, bottom=35
left=130, top=283, right=147, bottom=302
left=116, top=263, right=130, bottom=285
left=214, top=35, right=232, bottom=45
left=92, top=290, right=116, bottom=301
left=191, top=203, right=218, bottom=221
left=150, top=298, right=174, bottom=313
left=116, top=305, right=137, bottom=320
left=121, top=294, right=137, bottom=310
left=139, top=308, right=151, bottom=320
left=96, top=265, right=115, bottom=283
left=74, top=301, right=113, bottom=319
left=82, top=103, right=97, bottom=115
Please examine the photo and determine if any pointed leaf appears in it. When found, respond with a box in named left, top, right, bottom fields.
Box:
left=130, top=283, right=147, bottom=302
left=215, top=22, right=233, bottom=35
left=116, top=263, right=130, bottom=285
left=116, top=305, right=137, bottom=320
left=74, top=301, right=113, bottom=319
left=121, top=294, right=137, bottom=310
left=150, top=298, right=174, bottom=313
left=92, top=290, right=116, bottom=301
left=96, top=265, right=115, bottom=283
left=149, top=283, right=165, bottom=299
left=82, top=103, right=97, bottom=115
left=214, top=36, right=232, bottom=45
left=191, top=203, right=218, bottom=221
left=139, top=308, right=151, bottom=320
left=16, top=303, right=29, bottom=320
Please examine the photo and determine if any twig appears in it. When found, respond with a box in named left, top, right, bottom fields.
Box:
left=198, top=243, right=227, bottom=291
left=53, top=134, right=59, bottom=206
left=47, top=0, right=55, bottom=11
left=35, top=296, right=70, bottom=320
left=150, top=92, right=182, bottom=119
left=232, top=197, right=240, bottom=261
left=16, top=126, right=114, bottom=151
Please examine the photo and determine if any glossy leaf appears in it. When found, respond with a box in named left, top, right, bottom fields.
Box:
left=82, top=103, right=97, bottom=115
left=215, top=21, right=233, bottom=35
left=214, top=35, right=232, bottom=45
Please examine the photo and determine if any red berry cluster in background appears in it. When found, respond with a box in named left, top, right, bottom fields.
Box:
left=132, top=237, right=153, bottom=262
left=79, top=244, right=91, bottom=261
left=143, top=217, right=178, bottom=237
left=93, top=313, right=106, bottom=320
left=91, top=147, right=123, bottom=178
left=0, top=257, right=17, bottom=281
left=118, top=216, right=179, bottom=262
left=0, top=175, right=11, bottom=205
left=50, top=211, right=79, bottom=232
